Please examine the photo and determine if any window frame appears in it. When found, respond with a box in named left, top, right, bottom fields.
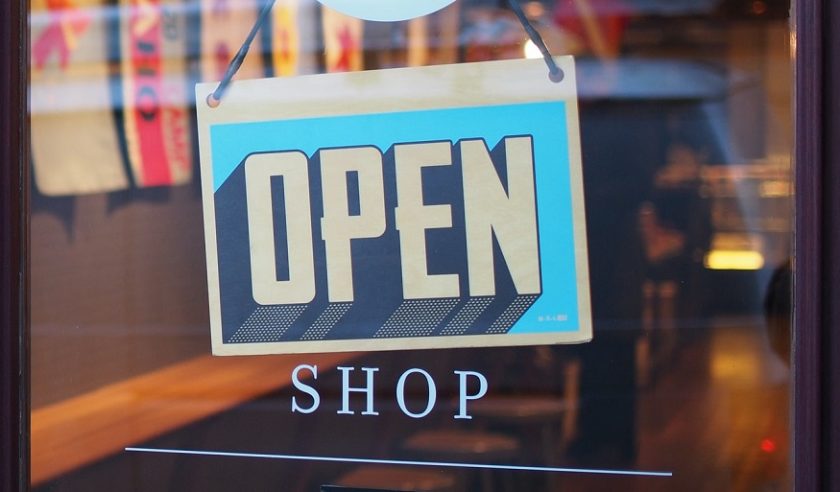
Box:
left=0, top=0, right=834, bottom=490
left=0, top=0, right=29, bottom=490
left=793, top=0, right=840, bottom=490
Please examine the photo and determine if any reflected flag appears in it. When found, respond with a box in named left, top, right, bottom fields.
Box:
left=272, top=0, right=298, bottom=76
left=321, top=6, right=363, bottom=72
left=31, top=0, right=129, bottom=196
left=120, top=0, right=193, bottom=187
left=32, top=0, right=91, bottom=70
left=270, top=0, right=316, bottom=76
left=201, top=0, right=266, bottom=82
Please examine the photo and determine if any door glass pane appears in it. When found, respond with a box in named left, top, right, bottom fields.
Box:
left=30, top=0, right=792, bottom=490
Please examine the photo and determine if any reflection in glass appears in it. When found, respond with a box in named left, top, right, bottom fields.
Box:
left=30, top=0, right=791, bottom=490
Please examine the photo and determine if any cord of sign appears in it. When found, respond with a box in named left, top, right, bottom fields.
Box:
left=206, top=0, right=564, bottom=108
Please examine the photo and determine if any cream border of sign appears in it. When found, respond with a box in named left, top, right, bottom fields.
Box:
left=196, top=57, right=592, bottom=356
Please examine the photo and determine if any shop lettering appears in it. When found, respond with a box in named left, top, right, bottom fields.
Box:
left=291, top=365, right=488, bottom=419
left=245, top=136, right=541, bottom=305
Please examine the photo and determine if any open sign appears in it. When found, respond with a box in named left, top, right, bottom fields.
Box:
left=244, top=136, right=540, bottom=305
left=196, top=58, right=592, bottom=355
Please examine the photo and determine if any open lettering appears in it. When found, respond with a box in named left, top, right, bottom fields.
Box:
left=244, top=136, right=541, bottom=305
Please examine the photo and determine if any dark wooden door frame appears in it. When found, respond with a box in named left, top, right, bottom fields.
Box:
left=794, top=0, right=840, bottom=490
left=0, top=0, right=28, bottom=490
left=823, top=1, right=840, bottom=488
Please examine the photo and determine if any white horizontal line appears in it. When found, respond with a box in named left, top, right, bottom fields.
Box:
left=124, top=447, right=673, bottom=478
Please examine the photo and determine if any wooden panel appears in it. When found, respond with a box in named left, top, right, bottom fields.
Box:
left=31, top=353, right=359, bottom=485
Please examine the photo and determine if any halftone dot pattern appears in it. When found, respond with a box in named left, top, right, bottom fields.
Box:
left=300, top=303, right=353, bottom=340
left=486, top=295, right=539, bottom=334
left=229, top=305, right=307, bottom=343
left=374, top=298, right=459, bottom=338
left=440, top=297, right=493, bottom=335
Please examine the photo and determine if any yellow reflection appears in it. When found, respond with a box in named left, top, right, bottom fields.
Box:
left=712, top=350, right=762, bottom=383
left=711, top=329, right=763, bottom=385
left=523, top=39, right=541, bottom=59
left=759, top=180, right=790, bottom=197
left=704, top=250, right=765, bottom=270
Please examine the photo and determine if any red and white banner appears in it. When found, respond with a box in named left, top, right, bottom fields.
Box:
left=31, top=0, right=128, bottom=196
left=201, top=0, right=266, bottom=82
left=321, top=5, right=363, bottom=72
left=120, top=0, right=192, bottom=187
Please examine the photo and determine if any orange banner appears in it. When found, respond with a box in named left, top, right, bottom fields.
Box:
left=321, top=6, right=364, bottom=72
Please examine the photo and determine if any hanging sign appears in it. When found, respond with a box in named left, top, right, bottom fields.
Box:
left=196, top=57, right=592, bottom=355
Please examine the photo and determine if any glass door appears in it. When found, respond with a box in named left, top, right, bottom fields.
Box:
left=22, top=0, right=798, bottom=490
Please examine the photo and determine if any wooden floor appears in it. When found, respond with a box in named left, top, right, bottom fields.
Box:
left=31, top=352, right=359, bottom=485
left=556, top=318, right=791, bottom=491
left=33, top=318, right=791, bottom=491
left=636, top=320, right=790, bottom=492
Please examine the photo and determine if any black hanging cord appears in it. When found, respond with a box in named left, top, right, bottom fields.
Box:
left=207, top=0, right=276, bottom=107
left=507, top=0, right=564, bottom=82
left=207, top=0, right=564, bottom=107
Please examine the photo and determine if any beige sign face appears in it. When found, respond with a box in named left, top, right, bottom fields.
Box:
left=196, top=57, right=592, bottom=355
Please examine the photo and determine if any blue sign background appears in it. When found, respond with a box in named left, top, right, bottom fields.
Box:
left=210, top=101, right=580, bottom=336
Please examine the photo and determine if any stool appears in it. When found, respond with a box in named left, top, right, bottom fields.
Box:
left=469, top=396, right=570, bottom=490
left=402, top=430, right=519, bottom=491
left=470, top=395, right=570, bottom=455
left=333, top=465, right=459, bottom=492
